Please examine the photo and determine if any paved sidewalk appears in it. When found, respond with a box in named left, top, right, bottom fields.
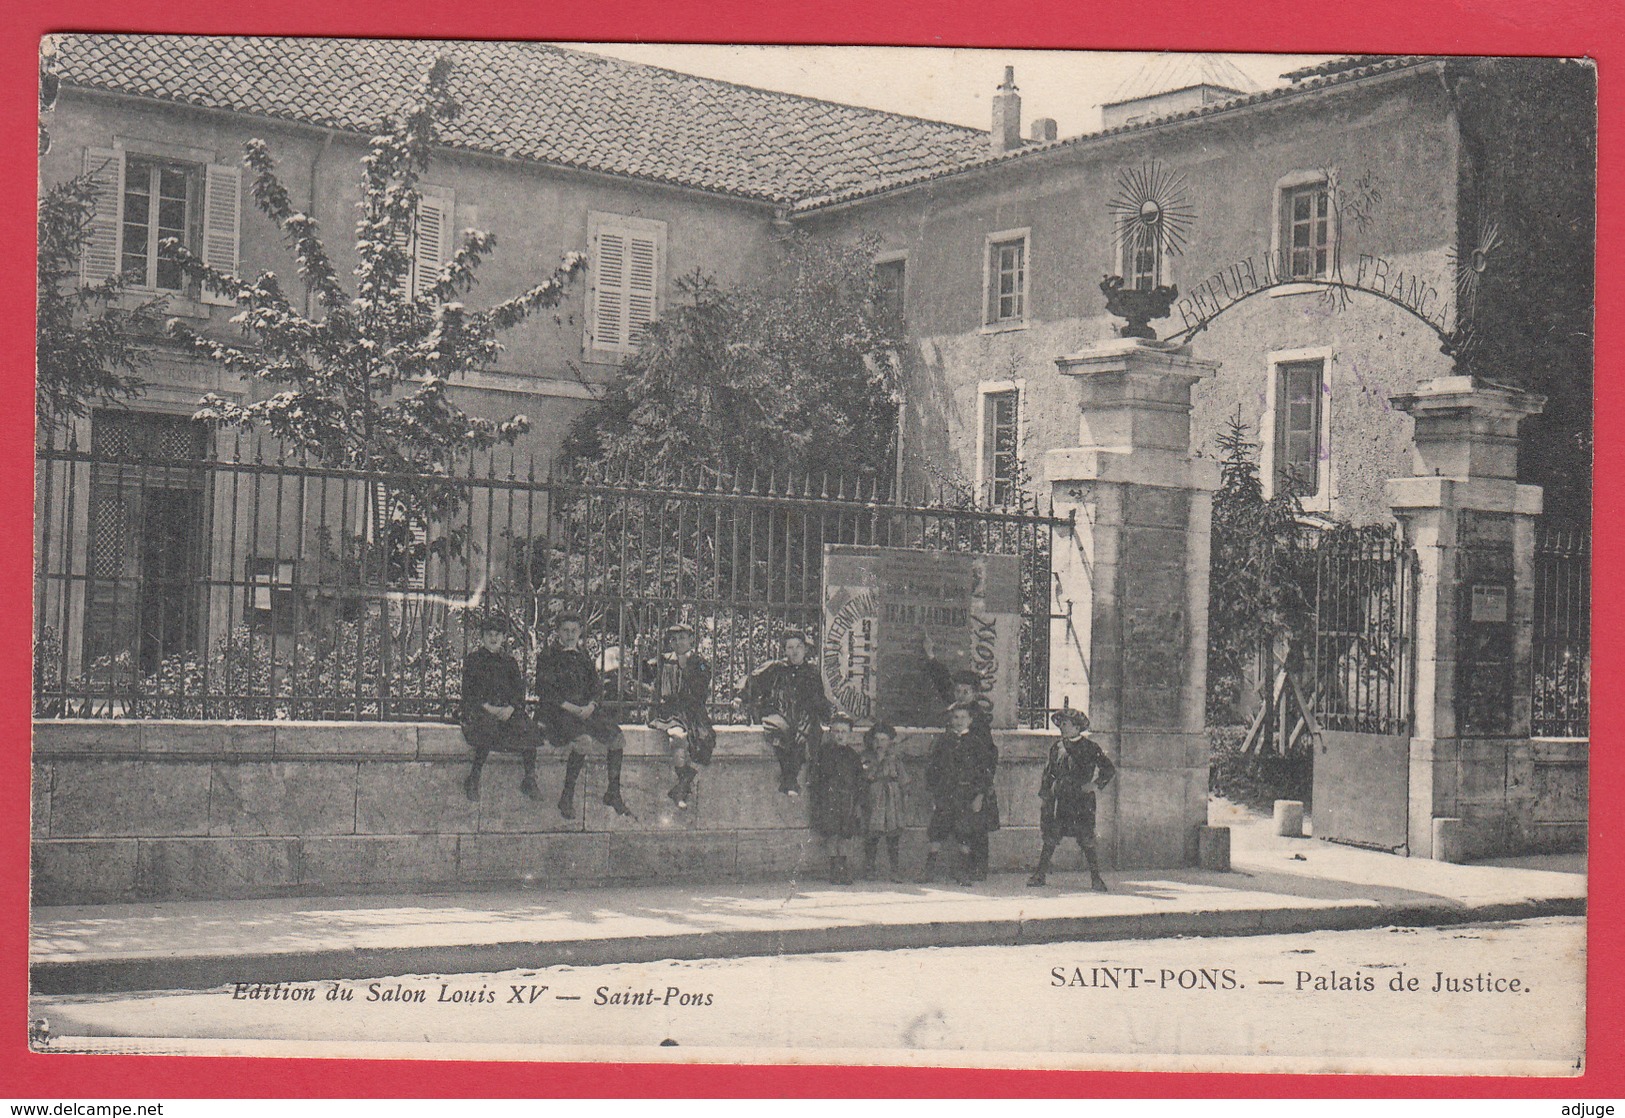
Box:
left=31, top=810, right=1585, bottom=994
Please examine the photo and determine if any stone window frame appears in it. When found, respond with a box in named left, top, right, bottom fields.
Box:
left=873, top=248, right=908, bottom=330
left=975, top=378, right=1026, bottom=507
left=1269, top=169, right=1338, bottom=293
left=1260, top=344, right=1335, bottom=512
left=980, top=227, right=1030, bottom=332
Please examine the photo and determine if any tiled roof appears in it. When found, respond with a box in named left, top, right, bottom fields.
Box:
left=1103, top=52, right=1259, bottom=106
left=1280, top=55, right=1404, bottom=82
left=795, top=55, right=1438, bottom=212
left=50, top=34, right=993, bottom=204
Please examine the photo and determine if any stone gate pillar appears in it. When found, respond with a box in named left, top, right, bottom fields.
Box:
left=1389, top=375, right=1545, bottom=861
left=1046, top=338, right=1219, bottom=869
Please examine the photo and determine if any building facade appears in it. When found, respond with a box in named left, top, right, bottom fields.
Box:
left=799, top=55, right=1593, bottom=528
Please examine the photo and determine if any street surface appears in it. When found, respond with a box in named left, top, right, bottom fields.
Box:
left=33, top=916, right=1584, bottom=1074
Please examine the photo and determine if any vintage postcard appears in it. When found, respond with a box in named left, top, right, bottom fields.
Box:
left=28, top=36, right=1592, bottom=1076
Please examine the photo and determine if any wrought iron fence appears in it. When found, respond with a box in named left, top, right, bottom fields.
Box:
left=35, top=423, right=1059, bottom=726
left=1304, top=530, right=1417, bottom=735
left=1532, top=523, right=1590, bottom=739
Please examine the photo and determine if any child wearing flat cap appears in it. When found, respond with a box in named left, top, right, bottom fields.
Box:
left=1028, top=705, right=1115, bottom=891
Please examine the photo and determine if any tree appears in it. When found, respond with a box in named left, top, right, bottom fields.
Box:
left=1205, top=411, right=1313, bottom=739
left=36, top=173, right=152, bottom=431
left=562, top=231, right=901, bottom=480
left=167, top=56, right=584, bottom=534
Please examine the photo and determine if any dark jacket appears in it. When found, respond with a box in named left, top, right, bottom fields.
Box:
left=926, top=726, right=998, bottom=837
left=460, top=647, right=543, bottom=753
left=536, top=645, right=623, bottom=746
left=811, top=741, right=867, bottom=838
left=925, top=656, right=999, bottom=829
left=740, top=659, right=830, bottom=732
left=1039, top=733, right=1116, bottom=840
left=462, top=647, right=527, bottom=720
left=649, top=651, right=712, bottom=724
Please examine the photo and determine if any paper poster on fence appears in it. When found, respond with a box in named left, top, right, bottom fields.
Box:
left=821, top=545, right=1022, bottom=728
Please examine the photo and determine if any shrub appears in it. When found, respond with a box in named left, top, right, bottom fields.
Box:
left=1207, top=723, right=1313, bottom=811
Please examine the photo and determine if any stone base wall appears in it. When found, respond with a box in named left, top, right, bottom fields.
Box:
left=1529, top=738, right=1589, bottom=853
left=33, top=721, right=1152, bottom=905
left=1408, top=735, right=1588, bottom=859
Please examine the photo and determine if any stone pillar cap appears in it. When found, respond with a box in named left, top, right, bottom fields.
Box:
left=1391, top=375, right=1546, bottom=420
left=1054, top=337, right=1219, bottom=380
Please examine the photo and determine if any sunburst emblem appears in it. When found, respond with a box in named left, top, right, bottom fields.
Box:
left=1107, top=161, right=1196, bottom=268
left=1448, top=214, right=1503, bottom=321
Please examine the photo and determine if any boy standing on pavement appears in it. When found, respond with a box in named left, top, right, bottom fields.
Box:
left=922, top=633, right=999, bottom=881
left=1028, top=706, right=1115, bottom=892
left=810, top=712, right=866, bottom=885
left=738, top=629, right=830, bottom=797
left=920, top=701, right=997, bottom=886
left=460, top=614, right=548, bottom=801
left=648, top=623, right=715, bottom=810
left=535, top=613, right=633, bottom=819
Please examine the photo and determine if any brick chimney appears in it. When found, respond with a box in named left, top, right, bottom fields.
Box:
left=991, top=66, right=1021, bottom=154
left=1030, top=117, right=1058, bottom=143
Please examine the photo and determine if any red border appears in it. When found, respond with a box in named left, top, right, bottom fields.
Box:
left=3, top=0, right=1620, bottom=1098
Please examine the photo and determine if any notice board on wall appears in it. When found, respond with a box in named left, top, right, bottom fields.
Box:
left=820, top=545, right=1021, bottom=728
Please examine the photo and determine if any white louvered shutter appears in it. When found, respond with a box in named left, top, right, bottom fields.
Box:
left=79, top=147, right=124, bottom=287
left=593, top=229, right=627, bottom=350
left=587, top=213, right=665, bottom=359
left=626, top=233, right=658, bottom=348
left=413, top=193, right=451, bottom=300
left=201, top=162, right=241, bottom=305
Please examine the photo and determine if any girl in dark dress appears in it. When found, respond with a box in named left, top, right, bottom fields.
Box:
left=460, top=615, right=548, bottom=801
left=1028, top=706, right=1116, bottom=891
left=647, top=623, right=715, bottom=810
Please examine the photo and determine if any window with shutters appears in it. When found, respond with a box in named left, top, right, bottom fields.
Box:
left=80, top=146, right=241, bottom=306
left=364, top=481, right=430, bottom=590
left=1262, top=347, right=1333, bottom=507
left=586, top=212, right=666, bottom=360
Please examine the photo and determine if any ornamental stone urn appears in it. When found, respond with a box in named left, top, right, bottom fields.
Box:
left=1100, top=274, right=1180, bottom=340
